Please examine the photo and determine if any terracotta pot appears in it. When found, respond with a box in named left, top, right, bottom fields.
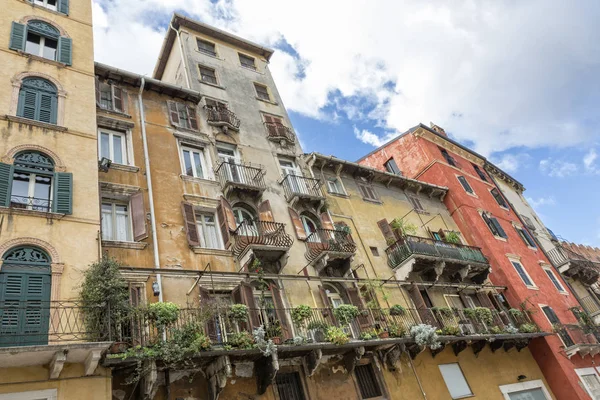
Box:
left=109, top=341, right=129, bottom=354
left=271, top=337, right=282, bottom=345
left=378, top=331, right=390, bottom=339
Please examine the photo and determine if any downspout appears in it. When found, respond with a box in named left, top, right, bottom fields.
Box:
left=407, top=351, right=427, bottom=399
left=169, top=22, right=191, bottom=89
left=138, top=77, right=164, bottom=303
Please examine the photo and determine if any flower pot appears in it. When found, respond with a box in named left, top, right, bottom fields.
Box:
left=271, top=337, right=282, bottom=345
left=314, top=330, right=326, bottom=343
left=378, top=331, right=390, bottom=339
left=109, top=341, right=129, bottom=354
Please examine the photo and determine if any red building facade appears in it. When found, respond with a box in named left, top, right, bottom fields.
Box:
left=358, top=123, right=600, bottom=400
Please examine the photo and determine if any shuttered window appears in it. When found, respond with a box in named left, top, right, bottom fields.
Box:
left=168, top=101, right=198, bottom=130
left=482, top=212, right=507, bottom=239
left=407, top=196, right=425, bottom=213
left=543, top=268, right=566, bottom=293
left=101, top=202, right=131, bottom=241
left=384, top=158, right=401, bottom=175
left=327, top=178, right=345, bottom=195
left=10, top=21, right=72, bottom=65
left=357, top=181, right=379, bottom=202
left=275, top=372, right=305, bottom=400
left=355, top=363, right=382, bottom=399
left=254, top=83, right=271, bottom=101
left=17, top=78, right=58, bottom=124
left=439, top=147, right=458, bottom=167
left=457, top=176, right=474, bottom=194
left=491, top=188, right=508, bottom=208
left=472, top=164, right=488, bottom=181
left=31, top=0, right=68, bottom=14
left=96, top=80, right=126, bottom=113
left=515, top=226, right=537, bottom=248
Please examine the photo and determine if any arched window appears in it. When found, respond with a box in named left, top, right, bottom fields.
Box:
left=323, top=284, right=345, bottom=308
left=0, top=150, right=72, bottom=214
left=301, top=212, right=320, bottom=242
left=232, top=203, right=258, bottom=236
left=17, top=78, right=58, bottom=124
left=0, top=246, right=51, bottom=347
left=9, top=20, right=72, bottom=65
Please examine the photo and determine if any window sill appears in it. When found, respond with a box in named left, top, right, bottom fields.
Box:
left=256, top=97, right=279, bottom=106
left=5, top=115, right=67, bottom=132
left=102, top=240, right=147, bottom=250
left=328, top=192, right=349, bottom=199
left=525, top=285, right=540, bottom=291
left=16, top=51, right=68, bottom=68
left=180, top=174, right=218, bottom=185
left=172, top=125, right=201, bottom=135
left=198, top=80, right=226, bottom=90
left=240, top=65, right=259, bottom=73
left=191, top=247, right=232, bottom=256
left=465, top=191, right=478, bottom=198
left=0, top=206, right=64, bottom=219
left=493, top=235, right=508, bottom=242
left=109, top=163, right=140, bottom=173
left=96, top=107, right=132, bottom=119
left=362, top=197, right=383, bottom=205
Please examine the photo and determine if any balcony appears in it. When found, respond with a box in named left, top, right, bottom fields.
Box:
left=305, top=229, right=357, bottom=274
left=548, top=246, right=600, bottom=285
left=204, top=106, right=241, bottom=131
left=556, top=324, right=600, bottom=359
left=386, top=235, right=490, bottom=283
left=578, top=295, right=600, bottom=324
left=232, top=219, right=293, bottom=269
left=214, top=161, right=266, bottom=197
left=280, top=174, right=325, bottom=205
left=10, top=195, right=52, bottom=212
left=264, top=122, right=295, bottom=144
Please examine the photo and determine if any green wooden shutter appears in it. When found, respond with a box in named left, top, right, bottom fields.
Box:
left=18, top=89, right=39, bottom=120
left=57, top=37, right=72, bottom=66
left=9, top=22, right=27, bottom=51
left=53, top=172, right=72, bottom=214
left=57, top=0, right=69, bottom=15
left=491, top=217, right=507, bottom=238
left=38, top=92, right=57, bottom=124
left=0, top=163, right=14, bottom=207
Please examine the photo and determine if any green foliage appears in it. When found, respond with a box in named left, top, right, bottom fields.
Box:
left=444, top=231, right=461, bottom=244
left=333, top=304, right=360, bottom=325
left=509, top=308, right=524, bottom=319
left=265, top=320, right=283, bottom=338
left=489, top=326, right=504, bottom=334
left=386, top=237, right=398, bottom=246
left=432, top=307, right=454, bottom=318
left=291, top=305, right=312, bottom=327
left=389, top=304, right=406, bottom=316
left=229, top=304, right=249, bottom=322
left=307, top=320, right=330, bottom=332
left=518, top=323, right=538, bottom=333
left=570, top=306, right=595, bottom=333
left=146, top=302, right=180, bottom=329
left=326, top=326, right=350, bottom=345
left=359, top=332, right=374, bottom=340
left=228, top=331, right=255, bottom=349
left=390, top=218, right=418, bottom=236
left=387, top=323, right=406, bottom=338
left=464, top=307, right=493, bottom=325
left=79, top=257, right=130, bottom=341
left=441, top=325, right=461, bottom=336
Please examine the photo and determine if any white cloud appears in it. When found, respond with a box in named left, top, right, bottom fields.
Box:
left=539, top=159, right=578, bottom=178
left=353, top=126, right=393, bottom=147
left=584, top=148, right=599, bottom=174
left=526, top=196, right=556, bottom=208
left=491, top=153, right=530, bottom=173
left=92, top=0, right=600, bottom=157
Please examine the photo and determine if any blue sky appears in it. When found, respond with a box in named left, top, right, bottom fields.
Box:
left=91, top=0, right=600, bottom=247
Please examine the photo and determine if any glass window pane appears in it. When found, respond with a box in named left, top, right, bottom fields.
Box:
left=33, top=175, right=52, bottom=211
left=581, top=374, right=600, bottom=398
left=193, top=152, right=204, bottom=178
left=205, top=224, right=219, bottom=249
left=508, top=388, right=548, bottom=400
left=439, top=364, right=472, bottom=399
left=183, top=150, right=193, bottom=176
left=115, top=209, right=129, bottom=241
left=25, top=33, right=41, bottom=56
left=100, top=133, right=110, bottom=159
left=512, top=262, right=533, bottom=286
left=43, top=37, right=58, bottom=60
left=112, top=134, right=123, bottom=164
left=10, top=173, right=30, bottom=207
left=101, top=204, right=113, bottom=240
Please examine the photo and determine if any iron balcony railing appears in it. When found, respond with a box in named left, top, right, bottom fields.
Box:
left=305, top=229, right=357, bottom=262
left=10, top=195, right=52, bottom=212
left=548, top=245, right=600, bottom=285
left=579, top=295, right=600, bottom=316
left=204, top=106, right=241, bottom=130
left=232, top=219, right=293, bottom=257
left=557, top=324, right=600, bottom=348
left=264, top=122, right=295, bottom=143
left=214, top=161, right=266, bottom=192
left=280, top=174, right=324, bottom=202
left=386, top=235, right=489, bottom=269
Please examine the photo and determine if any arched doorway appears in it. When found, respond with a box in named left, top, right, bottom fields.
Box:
left=0, top=246, right=51, bottom=346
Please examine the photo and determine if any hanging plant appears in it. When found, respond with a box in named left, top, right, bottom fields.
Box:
left=388, top=323, right=406, bottom=338
left=410, top=324, right=441, bottom=350
left=229, top=304, right=249, bottom=322
left=389, top=304, right=406, bottom=316
left=146, top=302, right=180, bottom=330
left=518, top=323, right=538, bottom=333
left=291, top=305, right=313, bottom=327
left=333, top=305, right=360, bottom=325
left=326, top=326, right=350, bottom=345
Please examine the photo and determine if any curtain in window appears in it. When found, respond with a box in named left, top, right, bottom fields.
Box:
left=115, top=205, right=129, bottom=241
left=101, top=205, right=112, bottom=240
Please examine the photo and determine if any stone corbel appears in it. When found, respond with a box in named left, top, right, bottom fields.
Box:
left=395, top=258, right=416, bottom=281
left=84, top=349, right=102, bottom=376
left=255, top=352, right=279, bottom=395
left=382, top=345, right=402, bottom=371
left=343, top=346, right=365, bottom=375
left=433, top=261, right=446, bottom=281
left=206, top=355, right=232, bottom=400
left=452, top=340, right=468, bottom=356
left=456, top=265, right=471, bottom=281
left=49, top=350, right=67, bottom=379
left=304, top=349, right=322, bottom=376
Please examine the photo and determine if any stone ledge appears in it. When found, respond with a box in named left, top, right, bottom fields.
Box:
left=102, top=240, right=147, bottom=250
left=0, top=206, right=64, bottom=220
left=109, top=163, right=140, bottom=173
left=4, top=115, right=68, bottom=132
left=191, top=247, right=233, bottom=257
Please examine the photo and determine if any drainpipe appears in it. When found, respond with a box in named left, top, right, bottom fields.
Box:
left=407, top=350, right=427, bottom=399
left=138, top=77, right=164, bottom=303
left=169, top=22, right=191, bottom=89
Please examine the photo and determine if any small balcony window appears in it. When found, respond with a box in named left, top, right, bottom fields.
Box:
left=239, top=53, right=256, bottom=70
left=457, top=175, right=474, bottom=194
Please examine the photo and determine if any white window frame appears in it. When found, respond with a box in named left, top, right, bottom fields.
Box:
left=179, top=144, right=211, bottom=180
left=196, top=211, right=223, bottom=250
left=498, top=379, right=552, bottom=400
left=101, top=200, right=132, bottom=242
left=456, top=175, right=476, bottom=197
left=11, top=169, right=53, bottom=210
left=0, top=389, right=57, bottom=400
left=327, top=177, right=346, bottom=195
left=508, top=258, right=537, bottom=289
left=438, top=363, right=473, bottom=399
left=198, top=64, right=218, bottom=85
left=98, top=128, right=131, bottom=166
left=26, top=33, right=58, bottom=60
left=542, top=266, right=567, bottom=294
left=576, top=368, right=600, bottom=400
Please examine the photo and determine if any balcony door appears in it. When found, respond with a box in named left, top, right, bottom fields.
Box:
left=279, top=159, right=306, bottom=194
left=217, top=145, right=243, bottom=184
left=0, top=247, right=51, bottom=347
left=301, top=214, right=320, bottom=243
left=233, top=205, right=258, bottom=236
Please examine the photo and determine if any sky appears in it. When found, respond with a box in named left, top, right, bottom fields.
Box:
left=92, top=0, right=600, bottom=247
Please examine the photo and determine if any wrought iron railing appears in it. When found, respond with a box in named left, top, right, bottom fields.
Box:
left=305, top=229, right=357, bottom=262
left=557, top=324, right=600, bottom=348
left=386, top=235, right=488, bottom=269
left=10, top=195, right=52, bottom=212
left=204, top=106, right=241, bottom=129
left=579, top=295, right=600, bottom=316
left=280, top=174, right=324, bottom=201
left=548, top=245, right=600, bottom=284
left=214, top=161, right=266, bottom=191
left=264, top=122, right=295, bottom=143
left=232, top=219, right=293, bottom=257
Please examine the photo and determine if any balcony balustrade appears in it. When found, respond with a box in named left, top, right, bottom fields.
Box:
left=548, top=246, right=600, bottom=285
left=305, top=229, right=356, bottom=266
left=10, top=195, right=52, bottom=212
left=214, top=161, right=266, bottom=195
left=264, top=122, right=295, bottom=144
left=280, top=174, right=324, bottom=203
left=555, top=324, right=600, bottom=359
left=232, top=219, right=293, bottom=259
left=204, top=106, right=241, bottom=131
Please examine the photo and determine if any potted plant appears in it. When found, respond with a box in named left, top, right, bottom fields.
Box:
left=307, top=320, right=330, bottom=342
left=444, top=231, right=461, bottom=244
left=266, top=320, right=283, bottom=345
left=389, top=304, right=406, bottom=316
left=377, top=327, right=390, bottom=339
left=146, top=302, right=180, bottom=333
left=333, top=304, right=360, bottom=326
left=291, top=305, right=313, bottom=329
left=388, top=323, right=406, bottom=338
left=326, top=326, right=350, bottom=345
left=441, top=325, right=461, bottom=336
left=390, top=218, right=418, bottom=238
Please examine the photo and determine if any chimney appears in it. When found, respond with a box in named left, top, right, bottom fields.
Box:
left=430, top=122, right=447, bottom=137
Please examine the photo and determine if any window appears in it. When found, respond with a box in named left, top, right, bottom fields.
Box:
left=370, top=246, right=379, bottom=257
left=33, top=0, right=57, bottom=10
left=10, top=21, right=72, bottom=65
left=541, top=305, right=574, bottom=347
left=357, top=180, right=379, bottom=202
left=301, top=214, right=319, bottom=241
left=576, top=368, right=600, bottom=400
left=102, top=202, right=131, bottom=241
left=17, top=77, right=58, bottom=124
left=439, top=147, right=458, bottom=167
left=168, top=101, right=198, bottom=130
left=327, top=178, right=345, bottom=195
left=543, top=267, right=566, bottom=293
left=407, top=196, right=426, bottom=213
left=205, top=98, right=227, bottom=110
left=181, top=146, right=209, bottom=179
left=384, top=158, right=401, bottom=175
left=355, top=363, right=382, bottom=399
left=99, top=129, right=128, bottom=165
left=482, top=213, right=508, bottom=238
left=0, top=389, right=57, bottom=400
left=499, top=380, right=551, bottom=400
left=472, top=164, right=488, bottom=181
left=199, top=66, right=218, bottom=85
left=491, top=188, right=508, bottom=208
left=96, top=80, right=126, bottom=113
left=197, top=39, right=216, bottom=56
left=457, top=176, right=474, bottom=194
left=432, top=231, right=443, bottom=241
left=275, top=372, right=306, bottom=400
left=255, top=83, right=271, bottom=101
left=510, top=260, right=535, bottom=287
left=514, top=225, right=536, bottom=248
left=239, top=53, right=256, bottom=70
left=196, top=212, right=222, bottom=249
left=438, top=363, right=473, bottom=399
